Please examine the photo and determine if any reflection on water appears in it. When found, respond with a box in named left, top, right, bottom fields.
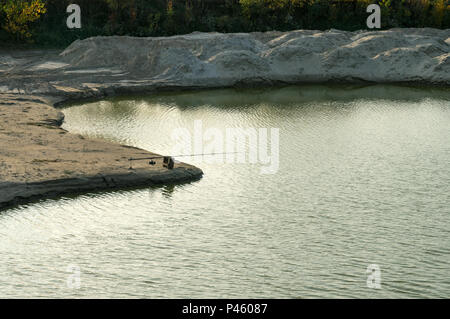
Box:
left=1, top=85, right=450, bottom=298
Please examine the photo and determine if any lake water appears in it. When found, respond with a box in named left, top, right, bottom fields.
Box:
left=1, top=85, right=449, bottom=298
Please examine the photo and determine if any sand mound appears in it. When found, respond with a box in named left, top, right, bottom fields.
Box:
left=60, top=28, right=450, bottom=85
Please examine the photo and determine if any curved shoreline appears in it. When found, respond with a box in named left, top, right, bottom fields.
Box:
left=1, top=28, right=449, bottom=210
left=0, top=93, right=203, bottom=211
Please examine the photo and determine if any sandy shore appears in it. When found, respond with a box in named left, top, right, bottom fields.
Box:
left=1, top=28, right=449, bottom=209
left=0, top=93, right=202, bottom=210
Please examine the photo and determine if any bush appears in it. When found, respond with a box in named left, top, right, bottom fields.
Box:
left=0, top=0, right=46, bottom=41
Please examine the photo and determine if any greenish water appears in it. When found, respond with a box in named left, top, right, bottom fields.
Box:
left=1, top=85, right=450, bottom=298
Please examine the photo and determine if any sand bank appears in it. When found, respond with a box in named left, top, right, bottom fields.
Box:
left=0, top=93, right=202, bottom=210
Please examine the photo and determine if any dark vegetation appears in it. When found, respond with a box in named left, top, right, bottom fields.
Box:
left=0, top=0, right=449, bottom=48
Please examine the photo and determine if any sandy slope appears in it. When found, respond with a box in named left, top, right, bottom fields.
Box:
left=59, top=28, right=450, bottom=86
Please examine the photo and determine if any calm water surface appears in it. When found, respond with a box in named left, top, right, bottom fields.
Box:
left=1, top=85, right=449, bottom=298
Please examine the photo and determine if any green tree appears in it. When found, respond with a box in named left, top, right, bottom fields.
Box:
left=1, top=0, right=46, bottom=41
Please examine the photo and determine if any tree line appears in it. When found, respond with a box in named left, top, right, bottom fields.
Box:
left=1, top=0, right=449, bottom=47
